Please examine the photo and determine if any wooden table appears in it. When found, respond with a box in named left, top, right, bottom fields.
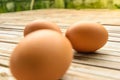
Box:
left=0, top=9, right=120, bottom=80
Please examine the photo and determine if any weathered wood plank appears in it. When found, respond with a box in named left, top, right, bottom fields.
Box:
left=1, top=60, right=120, bottom=80
left=64, top=63, right=120, bottom=80
left=0, top=42, right=16, bottom=52
left=0, top=29, right=119, bottom=44
left=0, top=37, right=119, bottom=52
left=73, top=58, right=120, bottom=70
left=109, top=33, right=120, bottom=38
left=75, top=52, right=120, bottom=62
left=0, top=66, right=14, bottom=80
left=1, top=23, right=120, bottom=31
left=0, top=24, right=120, bottom=35
left=96, top=49, right=120, bottom=56
left=64, top=64, right=119, bottom=80
left=1, top=49, right=120, bottom=71
left=109, top=37, right=120, bottom=42
left=0, top=59, right=9, bottom=67
left=103, top=42, right=120, bottom=52
left=0, top=25, right=24, bottom=30
left=1, top=49, right=120, bottom=66
left=0, top=31, right=22, bottom=36
left=0, top=35, right=120, bottom=56
left=1, top=46, right=120, bottom=68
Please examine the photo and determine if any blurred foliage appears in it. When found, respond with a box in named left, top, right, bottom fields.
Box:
left=54, top=0, right=65, bottom=8
left=0, top=0, right=120, bottom=13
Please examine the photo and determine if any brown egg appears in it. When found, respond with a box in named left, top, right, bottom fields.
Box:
left=10, top=30, right=73, bottom=80
left=66, top=22, right=108, bottom=52
left=24, top=20, right=61, bottom=36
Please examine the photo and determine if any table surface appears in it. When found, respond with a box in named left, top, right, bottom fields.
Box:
left=0, top=9, right=120, bottom=80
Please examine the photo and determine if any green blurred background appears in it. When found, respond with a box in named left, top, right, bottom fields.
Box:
left=0, top=0, right=120, bottom=13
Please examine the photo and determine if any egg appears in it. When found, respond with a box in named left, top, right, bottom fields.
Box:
left=65, top=22, right=108, bottom=52
left=24, top=20, right=61, bottom=36
left=10, top=30, right=73, bottom=80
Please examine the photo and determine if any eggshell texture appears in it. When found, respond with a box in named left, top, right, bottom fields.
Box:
left=24, top=20, right=61, bottom=36
left=66, top=22, right=108, bottom=52
left=10, top=30, right=73, bottom=80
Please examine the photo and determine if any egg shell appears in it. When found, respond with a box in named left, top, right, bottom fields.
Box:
left=24, top=20, right=61, bottom=36
left=10, top=30, right=73, bottom=80
left=66, top=22, right=108, bottom=52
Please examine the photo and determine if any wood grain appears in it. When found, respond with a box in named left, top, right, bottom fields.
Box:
left=0, top=9, right=120, bottom=80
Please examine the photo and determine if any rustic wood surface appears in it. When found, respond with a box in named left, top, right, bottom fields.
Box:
left=0, top=9, right=120, bottom=80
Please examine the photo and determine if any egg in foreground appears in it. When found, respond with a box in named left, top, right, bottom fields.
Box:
left=10, top=30, right=73, bottom=80
left=24, top=20, right=61, bottom=36
left=66, top=22, right=108, bottom=52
